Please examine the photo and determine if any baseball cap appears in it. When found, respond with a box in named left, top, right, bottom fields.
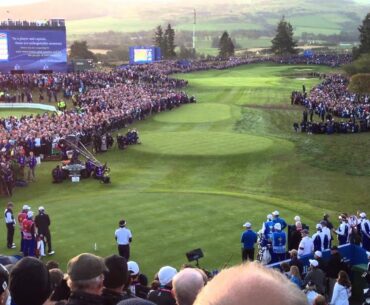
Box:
left=314, top=251, right=322, bottom=258
left=243, top=222, right=251, bottom=228
left=67, top=253, right=108, bottom=282
left=360, top=212, right=367, bottom=218
left=119, top=220, right=126, bottom=227
left=316, top=224, right=322, bottom=230
left=272, top=211, right=279, bottom=216
left=294, top=216, right=301, bottom=222
left=267, top=214, right=272, bottom=220
left=22, top=205, right=30, bottom=210
left=274, top=223, right=281, bottom=230
left=158, top=266, right=177, bottom=286
left=127, top=261, right=140, bottom=276
left=38, top=206, right=45, bottom=211
left=309, top=259, right=319, bottom=267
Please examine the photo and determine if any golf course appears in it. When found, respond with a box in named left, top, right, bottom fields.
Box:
left=1, top=63, right=369, bottom=275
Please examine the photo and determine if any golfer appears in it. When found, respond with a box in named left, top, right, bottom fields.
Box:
left=115, top=219, right=132, bottom=260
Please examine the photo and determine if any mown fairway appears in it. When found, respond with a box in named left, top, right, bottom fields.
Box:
left=1, top=64, right=370, bottom=276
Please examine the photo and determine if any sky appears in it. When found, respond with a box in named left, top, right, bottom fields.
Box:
left=0, top=0, right=44, bottom=6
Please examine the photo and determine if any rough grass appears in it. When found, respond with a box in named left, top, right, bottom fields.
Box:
left=1, top=64, right=369, bottom=277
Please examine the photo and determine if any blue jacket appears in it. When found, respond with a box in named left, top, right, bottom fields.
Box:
left=241, top=230, right=257, bottom=249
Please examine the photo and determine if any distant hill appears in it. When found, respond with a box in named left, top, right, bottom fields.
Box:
left=1, top=0, right=369, bottom=53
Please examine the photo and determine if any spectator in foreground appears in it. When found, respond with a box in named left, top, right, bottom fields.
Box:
left=193, top=262, right=307, bottom=305
left=0, top=264, right=9, bottom=305
left=148, top=266, right=177, bottom=305
left=127, top=261, right=149, bottom=299
left=66, top=253, right=107, bottom=305
left=9, top=257, right=51, bottom=305
left=313, top=295, right=327, bottom=305
left=330, top=270, right=351, bottom=305
left=302, top=259, right=326, bottom=295
left=172, top=268, right=204, bottom=305
left=103, top=254, right=130, bottom=305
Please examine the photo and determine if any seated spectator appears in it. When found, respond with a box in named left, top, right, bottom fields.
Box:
left=289, top=249, right=304, bottom=276
left=289, top=265, right=302, bottom=289
left=103, top=255, right=130, bottom=305
left=9, top=257, right=51, bottom=305
left=66, top=253, right=107, bottom=305
left=172, top=268, right=204, bottom=305
left=193, top=262, right=307, bottom=305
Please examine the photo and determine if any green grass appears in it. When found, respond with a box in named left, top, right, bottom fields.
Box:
left=0, top=109, right=48, bottom=117
left=3, top=63, right=370, bottom=277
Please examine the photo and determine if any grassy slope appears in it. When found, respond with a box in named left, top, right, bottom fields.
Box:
left=1, top=64, right=370, bottom=277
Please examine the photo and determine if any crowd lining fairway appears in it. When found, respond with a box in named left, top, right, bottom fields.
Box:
left=2, top=64, right=370, bottom=276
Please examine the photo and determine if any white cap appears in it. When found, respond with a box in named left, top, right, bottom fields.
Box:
left=272, top=211, right=279, bottom=216
left=360, top=212, right=367, bottom=218
left=158, top=266, right=177, bottom=286
left=27, top=211, right=33, bottom=218
left=309, top=259, right=319, bottom=267
left=366, top=251, right=370, bottom=258
left=314, top=251, right=322, bottom=258
left=243, top=222, right=251, bottom=228
left=316, top=224, right=322, bottom=230
left=274, top=223, right=281, bottom=230
left=267, top=214, right=273, bottom=220
left=294, top=216, right=301, bottom=222
left=38, top=206, right=45, bottom=211
left=127, top=261, right=139, bottom=275
left=22, top=205, right=30, bottom=210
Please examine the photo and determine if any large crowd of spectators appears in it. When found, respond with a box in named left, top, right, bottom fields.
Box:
left=293, top=73, right=370, bottom=135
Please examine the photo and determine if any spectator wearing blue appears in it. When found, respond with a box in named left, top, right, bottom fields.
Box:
left=335, top=215, right=349, bottom=246
left=241, top=222, right=257, bottom=262
left=272, top=223, right=286, bottom=263
left=360, top=213, right=370, bottom=251
left=262, top=214, right=274, bottom=240
left=272, top=211, right=287, bottom=231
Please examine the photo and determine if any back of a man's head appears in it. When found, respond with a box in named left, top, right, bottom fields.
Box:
left=104, top=255, right=128, bottom=290
left=9, top=257, right=51, bottom=305
left=193, top=263, right=307, bottom=305
left=173, top=268, right=204, bottom=305
left=313, top=295, right=327, bottom=305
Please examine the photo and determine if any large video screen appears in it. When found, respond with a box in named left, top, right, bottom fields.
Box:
left=129, top=46, right=161, bottom=65
left=0, top=29, right=67, bottom=73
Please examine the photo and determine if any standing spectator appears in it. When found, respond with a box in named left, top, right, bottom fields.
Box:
left=127, top=261, right=149, bottom=299
left=314, top=251, right=327, bottom=273
left=330, top=271, right=351, bottom=305
left=173, top=268, right=204, bottom=305
left=66, top=253, right=107, bottom=305
left=298, top=229, right=314, bottom=258
left=289, top=249, right=304, bottom=275
left=327, top=246, right=343, bottom=299
left=323, top=214, right=334, bottom=231
left=335, top=216, right=349, bottom=246
left=312, top=224, right=327, bottom=252
left=34, top=206, right=54, bottom=255
left=262, top=214, right=274, bottom=240
left=102, top=254, right=130, bottom=305
left=4, top=202, right=16, bottom=249
left=302, top=260, right=326, bottom=295
left=290, top=221, right=303, bottom=251
left=360, top=212, right=370, bottom=251
left=17, top=204, right=30, bottom=253
left=271, top=223, right=286, bottom=263
left=27, top=151, right=37, bottom=182
left=115, top=220, right=132, bottom=260
left=22, top=211, right=36, bottom=257
left=9, top=257, right=51, bottom=305
left=272, top=211, right=287, bottom=230
left=148, top=266, right=177, bottom=305
left=320, top=220, right=331, bottom=250
left=241, top=222, right=257, bottom=262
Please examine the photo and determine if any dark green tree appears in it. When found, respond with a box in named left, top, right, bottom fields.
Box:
left=178, top=45, right=196, bottom=59
left=153, top=25, right=165, bottom=58
left=218, top=31, right=235, bottom=58
left=353, top=13, right=370, bottom=59
left=69, top=41, right=97, bottom=61
left=164, top=24, right=176, bottom=58
left=343, top=53, right=370, bottom=76
left=348, top=73, right=370, bottom=95
left=271, top=17, right=298, bottom=55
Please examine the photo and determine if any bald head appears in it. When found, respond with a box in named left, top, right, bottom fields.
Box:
left=173, top=268, right=205, bottom=305
left=193, top=263, right=307, bottom=305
